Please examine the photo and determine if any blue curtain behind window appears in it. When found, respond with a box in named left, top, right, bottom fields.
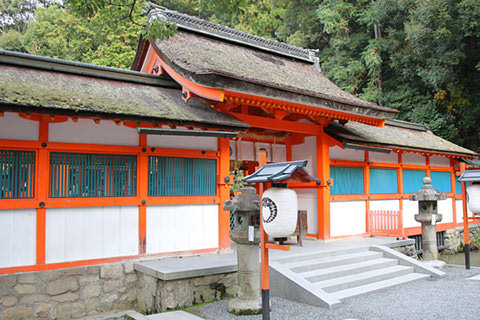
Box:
left=330, top=166, right=364, bottom=195
left=370, top=168, right=398, bottom=194
left=431, top=171, right=452, bottom=193
left=402, top=169, right=426, bottom=193
left=455, top=179, right=463, bottom=194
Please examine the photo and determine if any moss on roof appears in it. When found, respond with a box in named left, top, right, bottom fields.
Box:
left=0, top=65, right=248, bottom=129
left=153, top=31, right=397, bottom=119
left=327, top=120, right=477, bottom=157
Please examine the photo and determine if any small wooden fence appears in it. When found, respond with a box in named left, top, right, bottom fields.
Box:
left=368, top=210, right=405, bottom=238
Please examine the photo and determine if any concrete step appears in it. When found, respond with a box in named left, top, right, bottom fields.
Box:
left=274, top=247, right=368, bottom=264
left=316, top=265, right=414, bottom=293
left=331, top=272, right=429, bottom=301
left=304, top=257, right=398, bottom=283
left=289, top=251, right=383, bottom=273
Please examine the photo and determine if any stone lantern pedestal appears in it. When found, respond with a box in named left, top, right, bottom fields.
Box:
left=224, top=186, right=261, bottom=315
left=410, top=177, right=446, bottom=261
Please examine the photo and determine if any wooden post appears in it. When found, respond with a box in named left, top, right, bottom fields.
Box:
left=316, top=132, right=331, bottom=240
left=258, top=150, right=270, bottom=320
left=36, top=120, right=49, bottom=265
left=218, top=137, right=231, bottom=250
left=462, top=180, right=470, bottom=269
left=138, top=134, right=148, bottom=255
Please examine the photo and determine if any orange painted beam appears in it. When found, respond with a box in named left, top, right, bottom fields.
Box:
left=138, top=134, right=148, bottom=255
left=265, top=243, right=290, bottom=251
left=0, top=139, right=40, bottom=149
left=364, top=151, right=370, bottom=234
left=217, top=137, right=231, bottom=250
left=229, top=112, right=324, bottom=135
left=35, top=120, right=49, bottom=265
left=258, top=151, right=269, bottom=291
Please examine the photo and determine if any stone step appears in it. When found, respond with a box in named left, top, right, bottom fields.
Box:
left=317, top=265, right=414, bottom=293
left=331, top=272, right=429, bottom=301
left=289, top=251, right=383, bottom=273
left=274, top=247, right=368, bottom=264
left=304, top=257, right=398, bottom=283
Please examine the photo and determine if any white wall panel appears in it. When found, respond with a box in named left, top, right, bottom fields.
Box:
left=402, top=153, right=426, bottom=166
left=0, top=209, right=36, bottom=268
left=272, top=144, right=287, bottom=163
left=330, top=201, right=366, bottom=237
left=148, top=128, right=217, bottom=151
left=146, top=204, right=219, bottom=254
left=292, top=136, right=316, bottom=176
left=296, top=190, right=318, bottom=234
left=369, top=151, right=398, bottom=163
left=49, top=119, right=138, bottom=146
left=456, top=199, right=473, bottom=223
left=46, top=206, right=138, bottom=263
left=430, top=156, right=450, bottom=167
left=239, top=141, right=255, bottom=161
left=329, top=146, right=364, bottom=161
left=0, top=112, right=38, bottom=141
left=369, top=200, right=400, bottom=211
left=402, top=200, right=421, bottom=228
left=439, top=198, right=454, bottom=223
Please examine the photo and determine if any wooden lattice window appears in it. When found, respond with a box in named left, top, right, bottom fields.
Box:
left=0, top=150, right=35, bottom=199
left=50, top=152, right=136, bottom=198
left=148, top=156, right=216, bottom=196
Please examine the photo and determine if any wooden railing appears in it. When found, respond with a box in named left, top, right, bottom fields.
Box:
left=368, top=210, right=404, bottom=238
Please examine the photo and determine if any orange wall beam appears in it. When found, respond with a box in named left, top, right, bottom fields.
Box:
left=35, top=120, right=49, bottom=265
left=138, top=134, right=148, bottom=255
left=316, top=131, right=331, bottom=240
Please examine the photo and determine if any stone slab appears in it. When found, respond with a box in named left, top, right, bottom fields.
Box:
left=467, top=274, right=480, bottom=280
left=147, top=311, right=205, bottom=320
left=134, top=253, right=237, bottom=280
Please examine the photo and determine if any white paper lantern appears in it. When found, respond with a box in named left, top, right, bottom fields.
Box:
left=261, top=187, right=298, bottom=238
left=467, top=184, right=480, bottom=214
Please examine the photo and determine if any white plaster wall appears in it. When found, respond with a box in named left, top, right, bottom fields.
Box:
left=330, top=201, right=366, bottom=237
left=369, top=200, right=400, bottom=211
left=329, top=146, right=364, bottom=161
left=0, top=112, right=38, bottom=141
left=402, top=153, right=426, bottom=166
left=295, top=189, right=318, bottom=234
left=439, top=198, right=454, bottom=223
left=0, top=209, right=36, bottom=268
left=369, top=151, right=398, bottom=163
left=292, top=136, right=316, bottom=176
left=46, top=206, right=139, bottom=263
left=49, top=119, right=138, bottom=146
left=272, top=144, right=287, bottom=163
left=430, top=156, right=450, bottom=167
left=402, top=200, right=421, bottom=228
left=146, top=204, right=218, bottom=254
left=239, top=141, right=255, bottom=161
left=148, top=127, right=217, bottom=151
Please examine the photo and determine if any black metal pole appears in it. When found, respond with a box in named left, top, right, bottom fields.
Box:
left=262, top=289, right=270, bottom=320
left=465, top=243, right=471, bottom=270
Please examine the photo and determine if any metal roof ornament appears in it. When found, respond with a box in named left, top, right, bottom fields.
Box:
left=242, top=160, right=320, bottom=184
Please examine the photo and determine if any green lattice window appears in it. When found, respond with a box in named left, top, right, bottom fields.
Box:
left=0, top=150, right=35, bottom=199
left=50, top=152, right=136, bottom=198
left=148, top=156, right=216, bottom=196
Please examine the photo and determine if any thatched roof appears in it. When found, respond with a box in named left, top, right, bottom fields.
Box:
left=142, top=8, right=398, bottom=120
left=326, top=120, right=477, bottom=157
left=0, top=50, right=249, bottom=130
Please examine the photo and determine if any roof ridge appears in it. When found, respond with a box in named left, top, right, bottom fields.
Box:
left=385, top=119, right=429, bottom=132
left=148, top=7, right=319, bottom=65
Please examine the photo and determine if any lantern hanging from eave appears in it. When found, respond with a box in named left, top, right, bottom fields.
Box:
left=467, top=183, right=480, bottom=215
left=261, top=185, right=298, bottom=239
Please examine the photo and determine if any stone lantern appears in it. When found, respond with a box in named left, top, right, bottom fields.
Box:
left=224, top=185, right=261, bottom=315
left=409, top=177, right=446, bottom=261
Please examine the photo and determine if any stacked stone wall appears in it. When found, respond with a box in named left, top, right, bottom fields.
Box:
left=136, top=272, right=237, bottom=314
left=0, top=262, right=137, bottom=320
left=442, top=224, right=480, bottom=254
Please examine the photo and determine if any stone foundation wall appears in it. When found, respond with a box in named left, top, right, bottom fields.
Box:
left=0, top=262, right=138, bottom=320
left=136, top=272, right=238, bottom=314
left=442, top=224, right=480, bottom=254
left=392, top=243, right=417, bottom=258
left=0, top=261, right=239, bottom=320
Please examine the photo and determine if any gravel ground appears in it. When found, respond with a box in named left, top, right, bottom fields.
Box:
left=188, top=265, right=480, bottom=320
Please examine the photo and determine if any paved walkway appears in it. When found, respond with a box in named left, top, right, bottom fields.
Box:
left=187, top=265, right=480, bottom=320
